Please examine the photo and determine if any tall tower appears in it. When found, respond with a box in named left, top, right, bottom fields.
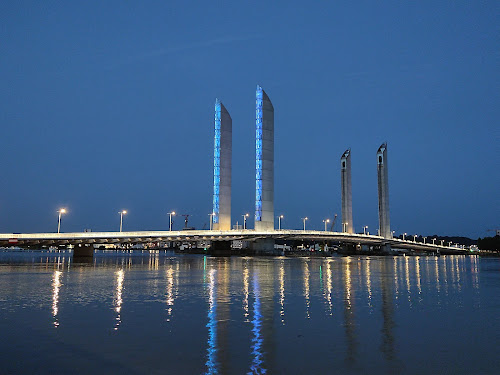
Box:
left=254, top=85, right=274, bottom=231
left=377, top=143, right=391, bottom=238
left=341, top=149, right=354, bottom=233
left=212, top=99, right=232, bottom=231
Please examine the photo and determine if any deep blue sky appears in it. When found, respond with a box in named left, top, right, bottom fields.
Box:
left=1, top=1, right=498, bottom=238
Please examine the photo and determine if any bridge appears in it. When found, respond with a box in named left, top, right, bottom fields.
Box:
left=1, top=89, right=476, bottom=257
left=0, top=230, right=471, bottom=257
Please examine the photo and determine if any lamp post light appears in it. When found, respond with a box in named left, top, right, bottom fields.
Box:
left=440, top=240, right=444, bottom=246
left=57, top=208, right=66, bottom=233
left=392, top=230, right=396, bottom=239
left=278, top=215, right=284, bottom=230
left=432, top=238, right=436, bottom=245
left=168, top=211, right=176, bottom=231
left=423, top=237, right=427, bottom=244
left=323, top=219, right=330, bottom=232
left=413, top=234, right=418, bottom=242
left=301, top=217, right=308, bottom=231
left=363, top=226, right=368, bottom=235
left=242, top=213, right=249, bottom=230
left=119, top=210, right=127, bottom=232
left=403, top=232, right=407, bottom=241
left=448, top=241, right=453, bottom=247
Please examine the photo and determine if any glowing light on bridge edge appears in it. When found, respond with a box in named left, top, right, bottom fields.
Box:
left=213, top=99, right=221, bottom=224
left=255, top=86, right=263, bottom=222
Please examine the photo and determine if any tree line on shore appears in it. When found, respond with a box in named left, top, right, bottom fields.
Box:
left=477, top=236, right=500, bottom=252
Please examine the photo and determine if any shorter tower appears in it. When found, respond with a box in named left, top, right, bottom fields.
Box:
left=340, top=149, right=354, bottom=233
left=377, top=143, right=391, bottom=238
left=212, top=99, right=232, bottom=230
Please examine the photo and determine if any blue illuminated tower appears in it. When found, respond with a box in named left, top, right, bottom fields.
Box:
left=255, top=85, right=274, bottom=231
left=212, top=99, right=232, bottom=230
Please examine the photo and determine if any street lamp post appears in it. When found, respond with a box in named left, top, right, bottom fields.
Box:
left=242, top=213, right=249, bottom=230
left=440, top=240, right=444, bottom=246
left=119, top=210, right=127, bottom=232
left=413, top=234, right=418, bottom=242
left=168, top=211, right=176, bottom=231
left=392, top=230, right=396, bottom=238
left=448, top=241, right=453, bottom=247
left=432, top=238, right=436, bottom=245
left=423, top=237, right=427, bottom=244
left=57, top=208, right=66, bottom=233
left=278, top=215, right=284, bottom=230
left=403, top=232, right=407, bottom=241
left=323, top=219, right=330, bottom=232
left=363, top=226, right=368, bottom=235
left=301, top=217, right=308, bottom=231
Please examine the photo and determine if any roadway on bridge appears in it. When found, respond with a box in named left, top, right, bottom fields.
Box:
left=0, top=230, right=468, bottom=254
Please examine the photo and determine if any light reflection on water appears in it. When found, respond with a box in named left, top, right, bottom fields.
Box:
left=51, top=270, right=61, bottom=328
left=249, top=271, right=264, bottom=374
left=0, top=251, right=498, bottom=375
left=279, top=260, right=285, bottom=323
left=205, top=268, right=217, bottom=374
left=114, top=269, right=124, bottom=330
left=165, top=265, right=175, bottom=321
left=303, top=259, right=310, bottom=319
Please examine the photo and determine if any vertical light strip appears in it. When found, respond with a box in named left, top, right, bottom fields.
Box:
left=255, top=86, right=263, bottom=222
left=213, top=99, right=221, bottom=224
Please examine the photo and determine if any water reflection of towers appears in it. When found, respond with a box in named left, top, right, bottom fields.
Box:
left=201, top=255, right=483, bottom=373
left=43, top=254, right=481, bottom=372
left=204, top=258, right=276, bottom=374
left=204, top=259, right=231, bottom=375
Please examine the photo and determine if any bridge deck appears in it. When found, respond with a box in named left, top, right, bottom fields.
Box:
left=0, top=230, right=470, bottom=254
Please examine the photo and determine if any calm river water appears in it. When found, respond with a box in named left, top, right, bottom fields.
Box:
left=0, top=251, right=498, bottom=374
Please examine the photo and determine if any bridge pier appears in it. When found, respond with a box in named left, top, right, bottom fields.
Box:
left=73, top=243, right=94, bottom=259
left=211, top=241, right=232, bottom=256
left=380, top=243, right=392, bottom=254
left=251, top=238, right=277, bottom=255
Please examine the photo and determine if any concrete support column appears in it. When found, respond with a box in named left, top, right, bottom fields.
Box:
left=211, top=241, right=232, bottom=256
left=251, top=238, right=277, bottom=255
left=73, top=243, right=94, bottom=258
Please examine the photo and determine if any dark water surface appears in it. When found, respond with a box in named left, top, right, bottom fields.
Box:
left=0, top=251, right=498, bottom=374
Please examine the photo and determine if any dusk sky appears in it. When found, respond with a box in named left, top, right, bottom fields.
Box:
left=1, top=1, right=498, bottom=238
